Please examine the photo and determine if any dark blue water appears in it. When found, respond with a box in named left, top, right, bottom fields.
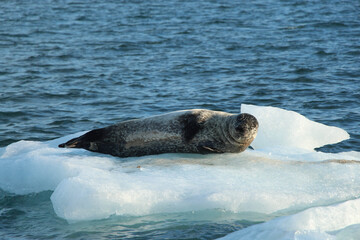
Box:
left=1, top=0, right=359, bottom=239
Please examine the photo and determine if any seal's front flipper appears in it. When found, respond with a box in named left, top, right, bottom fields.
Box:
left=197, top=141, right=223, bottom=154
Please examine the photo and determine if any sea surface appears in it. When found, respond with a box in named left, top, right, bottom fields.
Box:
left=0, top=0, right=359, bottom=239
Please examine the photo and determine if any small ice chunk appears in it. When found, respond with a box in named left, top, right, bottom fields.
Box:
left=219, top=198, right=360, bottom=240
left=241, top=104, right=350, bottom=151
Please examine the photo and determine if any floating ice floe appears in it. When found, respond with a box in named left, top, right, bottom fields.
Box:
left=0, top=105, right=359, bottom=239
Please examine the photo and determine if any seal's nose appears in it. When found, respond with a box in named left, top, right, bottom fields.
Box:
left=235, top=125, right=245, bottom=135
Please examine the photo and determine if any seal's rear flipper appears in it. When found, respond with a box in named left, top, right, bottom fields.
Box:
left=58, top=136, right=84, bottom=148
left=58, top=128, right=106, bottom=149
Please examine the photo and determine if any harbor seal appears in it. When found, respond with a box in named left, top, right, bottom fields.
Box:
left=58, top=109, right=259, bottom=158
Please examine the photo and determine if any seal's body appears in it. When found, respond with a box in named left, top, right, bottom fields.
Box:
left=59, top=109, right=258, bottom=158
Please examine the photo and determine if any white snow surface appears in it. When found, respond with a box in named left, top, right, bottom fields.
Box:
left=0, top=105, right=359, bottom=239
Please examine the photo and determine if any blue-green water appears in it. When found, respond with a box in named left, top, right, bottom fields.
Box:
left=1, top=0, right=360, bottom=239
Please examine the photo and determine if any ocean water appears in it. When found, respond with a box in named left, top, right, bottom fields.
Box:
left=0, top=0, right=359, bottom=239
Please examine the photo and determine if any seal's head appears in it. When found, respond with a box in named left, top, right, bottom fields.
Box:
left=229, top=113, right=259, bottom=151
